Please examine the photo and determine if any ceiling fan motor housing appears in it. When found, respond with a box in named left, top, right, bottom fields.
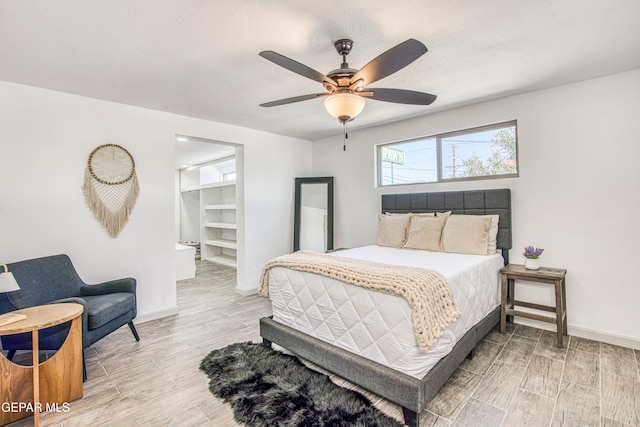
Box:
left=324, top=39, right=358, bottom=90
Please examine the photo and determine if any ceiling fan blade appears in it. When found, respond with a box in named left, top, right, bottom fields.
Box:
left=260, top=93, right=329, bottom=107
left=368, top=88, right=437, bottom=105
left=259, top=51, right=337, bottom=87
left=350, top=39, right=428, bottom=87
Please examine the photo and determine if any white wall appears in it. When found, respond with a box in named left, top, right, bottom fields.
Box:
left=312, top=69, right=640, bottom=348
left=0, top=81, right=311, bottom=320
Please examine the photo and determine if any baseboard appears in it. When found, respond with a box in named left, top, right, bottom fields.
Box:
left=514, top=317, right=640, bottom=350
left=235, top=286, right=257, bottom=296
left=135, top=306, right=179, bottom=324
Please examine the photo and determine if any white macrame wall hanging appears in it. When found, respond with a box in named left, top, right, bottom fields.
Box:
left=83, top=144, right=140, bottom=238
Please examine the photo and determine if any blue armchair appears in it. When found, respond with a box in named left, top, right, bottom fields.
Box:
left=0, top=254, right=139, bottom=378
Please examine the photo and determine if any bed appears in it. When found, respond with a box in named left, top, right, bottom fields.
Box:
left=260, top=189, right=512, bottom=426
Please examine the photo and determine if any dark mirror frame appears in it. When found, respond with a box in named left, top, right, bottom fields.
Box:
left=293, top=177, right=334, bottom=252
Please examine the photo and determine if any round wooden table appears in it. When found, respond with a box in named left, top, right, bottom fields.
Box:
left=0, top=303, right=84, bottom=427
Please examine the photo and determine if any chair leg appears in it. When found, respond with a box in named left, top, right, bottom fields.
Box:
left=128, top=321, right=140, bottom=341
left=6, top=349, right=16, bottom=361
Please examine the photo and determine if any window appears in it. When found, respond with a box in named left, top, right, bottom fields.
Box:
left=377, top=121, right=517, bottom=186
left=223, top=171, right=237, bottom=182
left=200, top=158, right=236, bottom=185
left=379, top=138, right=437, bottom=186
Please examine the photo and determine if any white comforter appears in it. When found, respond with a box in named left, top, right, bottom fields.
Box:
left=268, top=245, right=504, bottom=379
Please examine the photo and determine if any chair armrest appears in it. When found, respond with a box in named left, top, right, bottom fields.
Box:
left=80, top=278, right=136, bottom=296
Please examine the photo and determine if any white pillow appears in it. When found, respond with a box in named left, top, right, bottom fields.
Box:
left=486, top=215, right=500, bottom=254
left=442, top=215, right=493, bottom=255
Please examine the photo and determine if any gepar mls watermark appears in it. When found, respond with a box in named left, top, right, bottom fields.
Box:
left=2, top=402, right=70, bottom=413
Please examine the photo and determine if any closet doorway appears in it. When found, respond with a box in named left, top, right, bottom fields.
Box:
left=174, top=135, right=243, bottom=289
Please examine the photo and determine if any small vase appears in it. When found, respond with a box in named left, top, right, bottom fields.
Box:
left=524, top=258, right=540, bottom=270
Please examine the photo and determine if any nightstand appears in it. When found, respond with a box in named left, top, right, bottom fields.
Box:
left=500, top=264, right=568, bottom=347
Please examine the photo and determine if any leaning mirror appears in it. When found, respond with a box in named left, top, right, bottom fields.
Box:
left=294, top=177, right=334, bottom=252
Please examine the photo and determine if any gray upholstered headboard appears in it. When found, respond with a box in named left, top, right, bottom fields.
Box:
left=381, top=188, right=512, bottom=263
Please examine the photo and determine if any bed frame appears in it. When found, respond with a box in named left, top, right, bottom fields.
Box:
left=260, top=188, right=512, bottom=426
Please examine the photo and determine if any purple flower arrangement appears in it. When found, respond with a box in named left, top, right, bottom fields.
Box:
left=523, top=245, right=544, bottom=259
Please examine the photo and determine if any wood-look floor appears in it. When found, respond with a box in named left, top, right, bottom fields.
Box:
left=5, top=261, right=640, bottom=426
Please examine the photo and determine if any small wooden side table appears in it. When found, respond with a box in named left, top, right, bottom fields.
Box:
left=500, top=264, right=568, bottom=347
left=0, top=303, right=84, bottom=427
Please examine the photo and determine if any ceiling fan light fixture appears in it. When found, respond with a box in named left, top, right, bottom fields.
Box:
left=324, top=93, right=366, bottom=123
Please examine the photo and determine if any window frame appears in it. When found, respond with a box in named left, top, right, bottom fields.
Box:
left=376, top=120, right=519, bottom=187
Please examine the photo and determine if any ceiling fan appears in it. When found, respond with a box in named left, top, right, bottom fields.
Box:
left=259, top=38, right=437, bottom=124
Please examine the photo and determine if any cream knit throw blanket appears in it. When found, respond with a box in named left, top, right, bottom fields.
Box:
left=259, top=251, right=461, bottom=351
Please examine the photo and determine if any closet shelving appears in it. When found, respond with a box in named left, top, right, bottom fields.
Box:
left=201, top=180, right=237, bottom=267
left=180, top=161, right=237, bottom=268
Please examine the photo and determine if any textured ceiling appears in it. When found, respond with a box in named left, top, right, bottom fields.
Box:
left=1, top=0, right=639, bottom=141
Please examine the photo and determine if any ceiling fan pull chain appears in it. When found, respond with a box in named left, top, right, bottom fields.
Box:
left=343, top=121, right=348, bottom=151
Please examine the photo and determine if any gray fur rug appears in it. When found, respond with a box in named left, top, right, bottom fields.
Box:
left=200, top=342, right=402, bottom=427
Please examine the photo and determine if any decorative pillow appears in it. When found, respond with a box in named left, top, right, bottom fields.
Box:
left=375, top=214, right=411, bottom=248
left=486, top=215, right=500, bottom=254
left=442, top=215, right=493, bottom=255
left=403, top=212, right=450, bottom=251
